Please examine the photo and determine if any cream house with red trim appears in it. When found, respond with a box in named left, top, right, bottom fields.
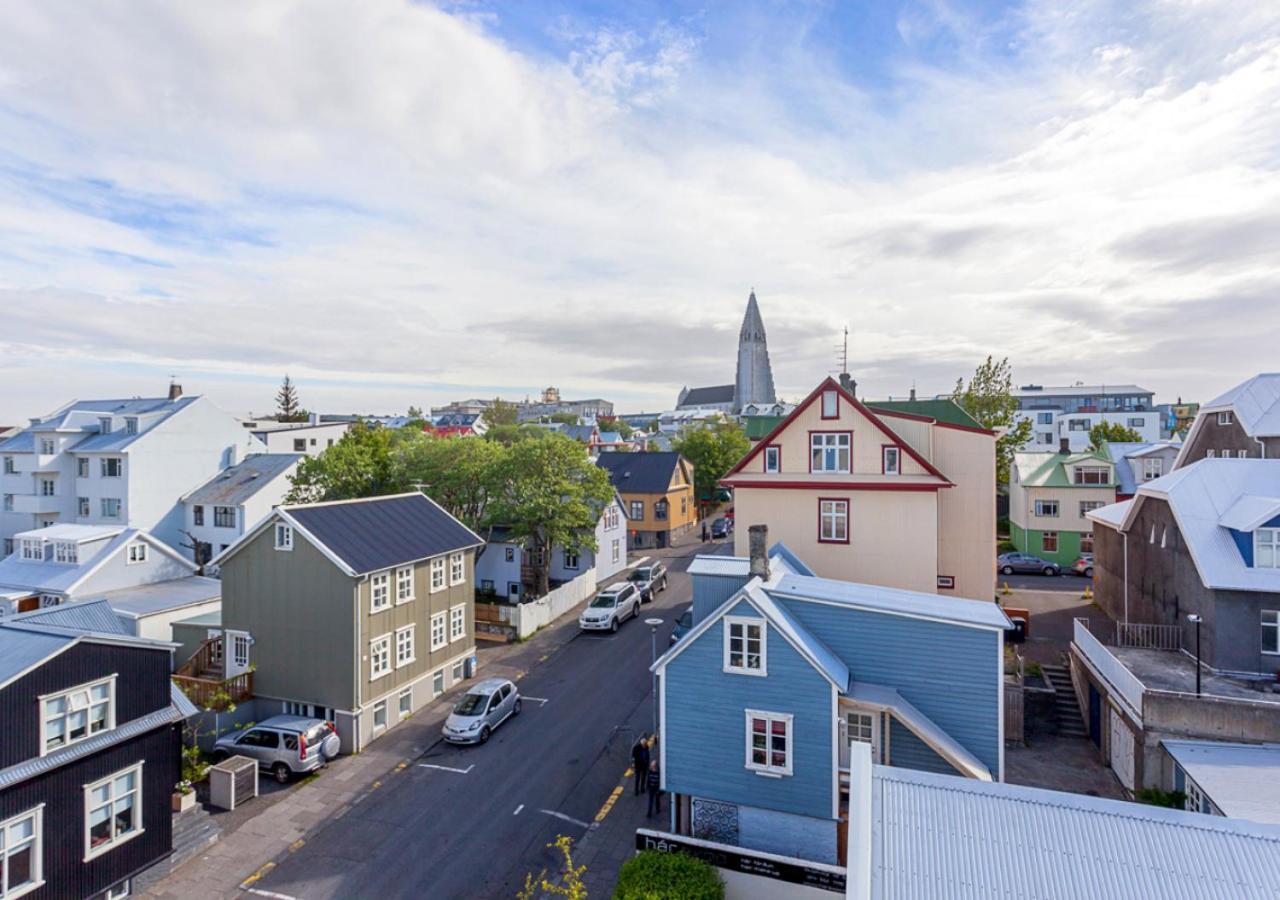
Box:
left=721, top=377, right=996, bottom=599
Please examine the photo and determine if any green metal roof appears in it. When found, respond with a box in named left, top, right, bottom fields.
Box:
left=742, top=415, right=786, bottom=440
left=866, top=399, right=984, bottom=429
left=1013, top=450, right=1115, bottom=487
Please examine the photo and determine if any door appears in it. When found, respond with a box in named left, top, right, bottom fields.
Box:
left=236, top=728, right=280, bottom=764
left=225, top=630, right=251, bottom=678
left=1109, top=708, right=1136, bottom=791
left=839, top=709, right=881, bottom=768
left=485, top=692, right=503, bottom=727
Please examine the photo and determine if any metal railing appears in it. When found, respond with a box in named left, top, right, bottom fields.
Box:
left=1115, top=622, right=1182, bottom=651
left=1073, top=618, right=1145, bottom=716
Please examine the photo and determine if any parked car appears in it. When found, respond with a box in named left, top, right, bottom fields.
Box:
left=997, top=552, right=1061, bottom=576
left=1072, top=555, right=1095, bottom=577
left=578, top=582, right=642, bottom=632
left=669, top=607, right=693, bottom=646
left=628, top=562, right=669, bottom=601
left=442, top=678, right=521, bottom=745
left=213, top=715, right=340, bottom=783
left=710, top=518, right=732, bottom=539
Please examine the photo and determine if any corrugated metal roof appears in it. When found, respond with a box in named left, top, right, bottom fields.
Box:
left=679, top=384, right=734, bottom=406
left=1219, top=495, right=1280, bottom=532
left=1014, top=449, right=1115, bottom=487
left=769, top=574, right=1011, bottom=630
left=0, top=627, right=74, bottom=687
left=1102, top=440, right=1181, bottom=495
left=867, top=398, right=984, bottom=429
left=1203, top=373, right=1280, bottom=437
left=869, top=764, right=1280, bottom=899
left=171, top=681, right=200, bottom=718
left=183, top=453, right=302, bottom=506
left=100, top=576, right=222, bottom=618
left=10, top=597, right=130, bottom=634
left=0, top=528, right=148, bottom=594
left=1164, top=740, right=1280, bottom=826
left=745, top=582, right=849, bottom=691
left=687, top=556, right=750, bottom=577
left=1088, top=499, right=1132, bottom=530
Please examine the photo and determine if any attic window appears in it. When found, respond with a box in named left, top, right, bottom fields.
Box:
left=1256, top=528, right=1279, bottom=569
left=98, top=417, right=112, bottom=434
left=127, top=543, right=148, bottom=565
left=1218, top=411, right=1234, bottom=426
left=724, top=617, right=767, bottom=676
left=274, top=523, right=294, bottom=551
left=821, top=390, right=839, bottom=419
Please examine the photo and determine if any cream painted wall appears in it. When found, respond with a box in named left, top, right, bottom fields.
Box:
left=932, top=426, right=996, bottom=600
left=761, top=392, right=930, bottom=477
left=1019, top=485, right=1115, bottom=533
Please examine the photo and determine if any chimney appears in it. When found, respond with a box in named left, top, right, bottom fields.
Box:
left=748, top=524, right=769, bottom=581
left=309, top=411, right=320, bottom=426
left=1059, top=437, right=1070, bottom=455
left=168, top=380, right=183, bottom=401
left=838, top=372, right=857, bottom=398
left=909, top=386, right=917, bottom=401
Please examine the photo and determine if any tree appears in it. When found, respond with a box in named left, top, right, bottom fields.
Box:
left=486, top=435, right=614, bottom=597
left=952, top=357, right=1033, bottom=484
left=548, top=412, right=579, bottom=425
left=597, top=416, right=633, bottom=439
left=482, top=398, right=520, bottom=427
left=391, top=435, right=504, bottom=547
left=1088, top=421, right=1143, bottom=450
left=275, top=375, right=305, bottom=422
left=672, top=418, right=750, bottom=516
left=407, top=405, right=423, bottom=418
left=285, top=423, right=400, bottom=502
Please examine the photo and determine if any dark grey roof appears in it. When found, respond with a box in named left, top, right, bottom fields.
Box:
left=286, top=493, right=482, bottom=575
left=184, top=453, right=303, bottom=506
left=680, top=384, right=734, bottom=406
left=596, top=452, right=684, bottom=494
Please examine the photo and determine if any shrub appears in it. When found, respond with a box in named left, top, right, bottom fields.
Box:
left=1137, top=787, right=1187, bottom=809
left=998, top=539, right=1017, bottom=554
left=613, top=851, right=723, bottom=900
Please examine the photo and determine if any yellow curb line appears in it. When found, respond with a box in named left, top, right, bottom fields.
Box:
left=594, top=786, right=625, bottom=823
left=289, top=839, right=305, bottom=853
left=240, top=861, right=276, bottom=888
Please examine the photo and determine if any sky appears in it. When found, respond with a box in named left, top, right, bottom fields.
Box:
left=1, top=0, right=1278, bottom=422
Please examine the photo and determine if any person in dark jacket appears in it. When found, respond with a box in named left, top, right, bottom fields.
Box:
left=646, top=760, right=662, bottom=817
left=701, top=521, right=709, bottom=542
left=632, top=736, right=650, bottom=795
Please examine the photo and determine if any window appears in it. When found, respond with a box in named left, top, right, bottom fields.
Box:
left=213, top=506, right=236, bottom=528
left=1161, top=527, right=1168, bottom=549
left=101, top=458, right=122, bottom=477
left=1041, top=531, right=1058, bottom=552
left=98, top=417, right=113, bottom=435
left=1206, top=449, right=1216, bottom=458
left=652, top=499, right=668, bottom=521
left=232, top=633, right=250, bottom=669
left=450, top=605, right=466, bottom=641
left=77, top=457, right=89, bottom=478
left=2, top=539, right=12, bottom=557
left=810, top=433, right=851, bottom=473
left=430, top=557, right=446, bottom=592
left=1218, top=411, right=1234, bottom=426
left=309, top=438, right=316, bottom=447
left=432, top=671, right=445, bottom=696
left=1036, top=433, right=1053, bottom=445
left=1256, top=529, right=1280, bottom=569
left=293, top=439, right=306, bottom=452
left=681, top=495, right=687, bottom=516
left=1035, top=412, right=1054, bottom=425
left=629, top=500, right=643, bottom=519
left=2, top=457, right=13, bottom=474
left=127, top=543, right=147, bottom=565
left=1068, top=419, right=1090, bottom=432
left=84, top=763, right=141, bottom=860
left=452, top=661, right=464, bottom=681
left=274, top=523, right=293, bottom=551
left=1034, top=500, right=1059, bottom=518
left=1185, top=777, right=1206, bottom=814
left=724, top=617, right=766, bottom=675
left=370, top=635, right=391, bottom=679
left=937, top=575, right=955, bottom=589
left=504, top=547, right=515, bottom=563
left=122, top=417, right=138, bottom=436
left=764, top=445, right=780, bottom=473
left=612, top=540, right=620, bottom=564
left=1262, top=610, right=1280, bottom=655
left=882, top=446, right=900, bottom=475
left=819, top=499, right=848, bottom=543
left=100, top=498, right=121, bottom=519
left=821, top=390, right=839, bottom=419
left=193, top=505, right=204, bottom=526
left=431, top=612, right=447, bottom=651
left=2, top=495, right=11, bottom=513
left=1079, top=500, right=1103, bottom=517
left=1150, top=523, right=1157, bottom=544
left=370, top=571, right=391, bottom=611
left=39, top=438, right=54, bottom=455
left=395, top=566, right=414, bottom=603
left=395, top=625, right=415, bottom=667
left=1081, top=532, right=1094, bottom=553
left=372, top=700, right=387, bottom=731
left=0, top=806, right=42, bottom=899
left=1073, top=466, right=1109, bottom=485
left=1126, top=417, right=1143, bottom=428
left=399, top=688, right=412, bottom=718
left=745, top=710, right=792, bottom=776
left=39, top=479, right=54, bottom=497
left=1142, top=458, right=1163, bottom=481
left=563, top=550, right=580, bottom=570
left=847, top=710, right=875, bottom=746
left=77, top=497, right=90, bottom=517
left=449, top=552, right=465, bottom=586
left=53, top=542, right=77, bottom=564
left=19, top=539, right=41, bottom=561
left=43, top=676, right=115, bottom=754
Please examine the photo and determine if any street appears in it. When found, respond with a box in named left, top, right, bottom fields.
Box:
left=244, top=546, right=713, bottom=900
left=998, top=571, right=1092, bottom=593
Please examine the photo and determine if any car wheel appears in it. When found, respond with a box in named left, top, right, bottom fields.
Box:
left=1043, top=566, right=1057, bottom=576
left=479, top=726, right=491, bottom=744
left=1000, top=565, right=1014, bottom=576
left=272, top=763, right=291, bottom=785
left=513, top=698, right=522, bottom=715
left=610, top=617, right=619, bottom=633
left=1084, top=567, right=1094, bottom=578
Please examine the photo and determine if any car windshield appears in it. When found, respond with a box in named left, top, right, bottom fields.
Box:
left=453, top=693, right=489, bottom=716
left=628, top=569, right=651, bottom=582
left=590, top=593, right=618, bottom=608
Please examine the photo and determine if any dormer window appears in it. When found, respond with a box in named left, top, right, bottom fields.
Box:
left=20, top=538, right=43, bottom=561
left=1073, top=466, right=1109, bottom=485
left=126, top=542, right=148, bottom=565
left=1256, top=528, right=1279, bottom=568
left=42, top=675, right=116, bottom=754
left=98, top=417, right=112, bottom=434
left=1142, top=458, right=1163, bottom=481
left=821, top=390, right=839, bottom=419
left=1218, top=411, right=1234, bottom=426
left=125, top=417, right=138, bottom=435
left=724, top=616, right=767, bottom=676
left=39, top=438, right=55, bottom=455
left=882, top=445, right=901, bottom=475
left=53, top=541, right=78, bottom=564
left=274, top=523, right=294, bottom=551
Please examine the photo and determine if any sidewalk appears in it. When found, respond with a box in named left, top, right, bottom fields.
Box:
left=145, top=608, right=595, bottom=898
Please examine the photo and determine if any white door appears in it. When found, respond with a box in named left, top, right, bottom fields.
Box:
left=224, top=629, right=252, bottom=678
left=839, top=709, right=881, bottom=768
left=1109, top=707, right=1135, bottom=791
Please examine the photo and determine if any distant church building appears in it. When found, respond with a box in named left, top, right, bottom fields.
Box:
left=677, top=291, right=780, bottom=415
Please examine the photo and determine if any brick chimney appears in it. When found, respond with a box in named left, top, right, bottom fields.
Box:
left=838, top=372, right=857, bottom=398
left=748, top=525, right=769, bottom=581
left=168, top=380, right=183, bottom=401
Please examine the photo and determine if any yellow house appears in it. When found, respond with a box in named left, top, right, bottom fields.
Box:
left=721, top=377, right=996, bottom=600
left=596, top=452, right=696, bottom=549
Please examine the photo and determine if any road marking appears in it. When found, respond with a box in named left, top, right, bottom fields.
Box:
left=396, top=761, right=408, bottom=772
left=289, top=839, right=305, bottom=852
left=418, top=763, right=475, bottom=774
left=540, top=809, right=592, bottom=829
left=245, top=889, right=298, bottom=900
left=624, top=767, right=634, bottom=777
left=521, top=696, right=550, bottom=705
left=239, top=862, right=276, bottom=890
left=538, top=654, right=550, bottom=662
left=513, top=804, right=525, bottom=815
left=594, top=785, right=625, bottom=823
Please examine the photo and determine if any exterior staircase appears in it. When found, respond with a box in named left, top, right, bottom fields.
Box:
left=1042, top=662, right=1089, bottom=739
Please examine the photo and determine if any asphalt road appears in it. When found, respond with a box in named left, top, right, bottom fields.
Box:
left=248, top=547, right=710, bottom=900
left=998, top=571, right=1093, bottom=592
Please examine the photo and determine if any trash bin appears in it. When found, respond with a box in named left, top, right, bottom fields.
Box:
left=463, top=654, right=478, bottom=678
left=1004, top=607, right=1029, bottom=644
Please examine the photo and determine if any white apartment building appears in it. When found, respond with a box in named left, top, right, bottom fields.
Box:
left=1014, top=383, right=1162, bottom=452
left=181, top=452, right=303, bottom=564
left=250, top=417, right=351, bottom=456
left=0, top=390, right=263, bottom=556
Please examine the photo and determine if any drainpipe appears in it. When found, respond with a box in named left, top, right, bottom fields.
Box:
left=1123, top=530, right=1129, bottom=626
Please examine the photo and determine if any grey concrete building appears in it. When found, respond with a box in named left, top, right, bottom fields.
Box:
left=677, top=290, right=777, bottom=415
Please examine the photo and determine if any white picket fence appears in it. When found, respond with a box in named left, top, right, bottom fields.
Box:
left=500, top=567, right=598, bottom=639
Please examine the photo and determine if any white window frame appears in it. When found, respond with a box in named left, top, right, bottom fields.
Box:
left=1041, top=531, right=1058, bottom=553
left=274, top=523, right=294, bottom=551
left=398, top=687, right=412, bottom=719
left=77, top=457, right=89, bottom=478
left=432, top=670, right=445, bottom=696
left=39, top=439, right=54, bottom=456
left=53, top=541, right=78, bottom=565
left=563, top=549, right=580, bottom=570
left=1079, top=500, right=1103, bottom=517
left=77, top=497, right=90, bottom=517
left=1255, top=529, right=1279, bottom=570
left=1185, top=776, right=1206, bottom=813
left=126, top=542, right=147, bottom=565
left=819, top=499, right=848, bottom=543
left=369, top=634, right=392, bottom=680
left=100, top=458, right=122, bottom=478
left=611, top=540, right=621, bottom=564
left=430, top=557, right=446, bottom=593
left=744, top=709, right=792, bottom=777
left=395, top=625, right=415, bottom=668
left=1073, top=466, right=1109, bottom=485
left=83, top=762, right=143, bottom=862
left=821, top=390, right=839, bottom=418
left=810, top=432, right=851, bottom=474
left=1142, top=458, right=1163, bottom=481
left=1206, top=449, right=1216, bottom=458
left=372, top=699, right=387, bottom=732
left=2, top=457, right=15, bottom=475
left=1218, top=411, right=1234, bottom=426
left=449, top=552, right=465, bottom=586
left=1262, top=610, right=1280, bottom=655
left=100, top=498, right=121, bottom=519
left=430, top=612, right=448, bottom=651
left=764, top=445, right=780, bottom=474
left=38, top=479, right=54, bottom=498
left=106, top=880, right=130, bottom=900
left=882, top=445, right=900, bottom=476
left=723, top=616, right=767, bottom=676
left=41, top=676, right=116, bottom=756
left=1034, top=500, right=1059, bottom=518
left=370, top=571, right=391, bottom=612
left=0, top=805, right=44, bottom=899
left=449, top=604, right=466, bottom=642
left=395, top=566, right=414, bottom=604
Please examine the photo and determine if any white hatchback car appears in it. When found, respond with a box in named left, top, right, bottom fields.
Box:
left=578, top=582, right=642, bottom=633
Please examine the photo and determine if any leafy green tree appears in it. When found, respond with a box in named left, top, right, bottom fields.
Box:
left=482, top=398, right=520, bottom=427
left=614, top=850, right=724, bottom=900
left=275, top=375, right=306, bottom=422
left=391, top=435, right=503, bottom=540
left=597, top=416, right=633, bottom=439
left=952, top=356, right=1033, bottom=484
left=672, top=418, right=750, bottom=515
left=1088, top=421, right=1143, bottom=450
left=407, top=405, right=423, bottom=418
left=285, top=423, right=400, bottom=502
left=548, top=412, right=580, bottom=425
left=487, top=435, right=614, bottom=596
left=484, top=423, right=548, bottom=446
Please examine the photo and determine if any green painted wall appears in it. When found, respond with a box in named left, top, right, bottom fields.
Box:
left=1008, top=522, right=1088, bottom=567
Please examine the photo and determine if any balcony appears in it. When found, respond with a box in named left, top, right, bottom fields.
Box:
left=11, top=493, right=63, bottom=515
left=173, top=637, right=253, bottom=711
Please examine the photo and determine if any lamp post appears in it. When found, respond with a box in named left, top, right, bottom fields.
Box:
left=646, top=618, right=664, bottom=737
left=1187, top=614, right=1203, bottom=696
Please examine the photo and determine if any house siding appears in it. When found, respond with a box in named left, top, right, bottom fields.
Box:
left=887, top=718, right=957, bottom=775
left=736, top=803, right=837, bottom=863
left=691, top=572, right=750, bottom=625
left=1181, top=415, right=1257, bottom=464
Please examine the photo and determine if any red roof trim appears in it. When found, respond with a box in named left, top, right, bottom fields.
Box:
left=720, top=479, right=949, bottom=492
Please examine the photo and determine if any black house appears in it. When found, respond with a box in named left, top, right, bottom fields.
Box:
left=0, top=600, right=189, bottom=899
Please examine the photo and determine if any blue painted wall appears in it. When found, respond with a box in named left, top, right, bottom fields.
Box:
left=1230, top=515, right=1280, bottom=567
left=738, top=804, right=837, bottom=864
left=664, top=597, right=834, bottom=821
left=691, top=572, right=749, bottom=624
left=777, top=598, right=1002, bottom=777
left=888, top=719, right=956, bottom=775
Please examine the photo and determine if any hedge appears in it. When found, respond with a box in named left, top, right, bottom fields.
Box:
left=613, top=851, right=724, bottom=900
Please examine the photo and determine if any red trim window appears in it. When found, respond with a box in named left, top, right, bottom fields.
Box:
left=937, top=575, right=955, bottom=590
left=821, top=389, right=839, bottom=419
left=818, top=498, right=849, bottom=543
left=763, top=444, right=781, bottom=474
left=810, top=432, right=851, bottom=473
left=882, top=445, right=901, bottom=475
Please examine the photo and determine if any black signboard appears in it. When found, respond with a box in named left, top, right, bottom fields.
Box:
left=634, top=829, right=846, bottom=893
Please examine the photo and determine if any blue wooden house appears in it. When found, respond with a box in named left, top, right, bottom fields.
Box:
left=653, top=537, right=1010, bottom=865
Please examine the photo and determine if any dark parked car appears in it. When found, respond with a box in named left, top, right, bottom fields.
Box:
left=997, top=552, right=1061, bottom=576
left=1072, top=555, right=1095, bottom=577
left=711, top=518, right=733, bottom=539
left=669, top=607, right=693, bottom=646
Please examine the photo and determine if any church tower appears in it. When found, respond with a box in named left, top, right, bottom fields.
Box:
left=733, top=290, right=777, bottom=413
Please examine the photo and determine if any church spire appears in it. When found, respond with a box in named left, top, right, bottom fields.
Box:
left=734, top=289, right=777, bottom=413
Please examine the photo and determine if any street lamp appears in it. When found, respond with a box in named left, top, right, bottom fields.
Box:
left=1187, top=614, right=1203, bottom=696
left=646, top=618, right=664, bottom=737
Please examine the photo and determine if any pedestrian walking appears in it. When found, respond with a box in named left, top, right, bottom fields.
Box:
left=701, top=521, right=709, bottom=542
left=631, top=736, right=650, bottom=795
left=646, top=760, right=663, bottom=817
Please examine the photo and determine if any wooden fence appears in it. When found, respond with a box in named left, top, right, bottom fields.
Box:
left=1004, top=684, right=1025, bottom=746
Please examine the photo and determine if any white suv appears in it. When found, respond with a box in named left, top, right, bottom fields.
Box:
left=579, top=583, right=642, bottom=633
